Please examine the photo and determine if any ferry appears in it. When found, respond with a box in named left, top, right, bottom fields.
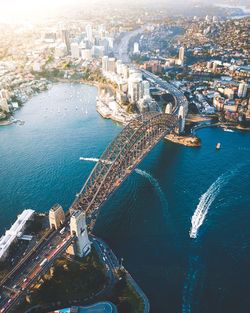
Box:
left=216, top=143, right=221, bottom=150
left=223, top=128, right=234, bottom=133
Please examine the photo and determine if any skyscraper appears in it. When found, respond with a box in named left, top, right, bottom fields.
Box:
left=178, top=46, right=185, bottom=66
left=85, top=24, right=93, bottom=42
left=142, top=80, right=150, bottom=97
left=133, top=42, right=140, bottom=54
left=70, top=42, right=80, bottom=59
left=128, top=72, right=143, bottom=103
left=238, top=82, right=248, bottom=98
left=61, top=29, right=70, bottom=54
left=102, top=56, right=109, bottom=72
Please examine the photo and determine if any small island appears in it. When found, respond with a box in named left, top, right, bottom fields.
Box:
left=165, top=133, right=201, bottom=147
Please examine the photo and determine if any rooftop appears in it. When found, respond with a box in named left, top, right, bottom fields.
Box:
left=0, top=209, right=34, bottom=259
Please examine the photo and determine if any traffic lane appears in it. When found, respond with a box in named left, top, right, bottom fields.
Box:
left=1, top=233, right=70, bottom=295
left=0, top=229, right=59, bottom=288
left=91, top=240, right=114, bottom=279
left=3, top=234, right=73, bottom=312
left=4, top=233, right=64, bottom=291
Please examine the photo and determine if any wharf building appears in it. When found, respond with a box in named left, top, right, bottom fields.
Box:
left=0, top=209, right=34, bottom=260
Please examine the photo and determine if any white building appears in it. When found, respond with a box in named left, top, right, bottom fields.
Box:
left=102, top=56, right=109, bottom=72
left=85, top=24, right=93, bottom=42
left=121, top=64, right=129, bottom=79
left=238, top=82, right=248, bottom=98
left=137, top=96, right=158, bottom=113
left=107, top=57, right=116, bottom=72
left=128, top=72, right=143, bottom=103
left=116, top=59, right=123, bottom=75
left=70, top=42, right=80, bottom=59
left=0, top=209, right=35, bottom=260
left=178, top=46, right=185, bottom=66
left=142, top=80, right=150, bottom=97
left=92, top=45, right=105, bottom=58
left=32, top=62, right=41, bottom=72
left=133, top=42, right=140, bottom=54
left=0, top=89, right=9, bottom=99
left=224, top=88, right=235, bottom=100
left=165, top=103, right=173, bottom=114
left=81, top=49, right=92, bottom=60
left=68, top=210, right=91, bottom=258
left=102, top=56, right=116, bottom=73
left=0, top=98, right=9, bottom=113
left=55, top=43, right=68, bottom=59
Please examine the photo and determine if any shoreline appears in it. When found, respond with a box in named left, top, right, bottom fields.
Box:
left=165, top=133, right=201, bottom=147
left=0, top=120, right=13, bottom=127
left=0, top=78, right=100, bottom=127
left=192, top=121, right=250, bottom=135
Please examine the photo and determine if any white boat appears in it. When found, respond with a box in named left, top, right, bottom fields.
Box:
left=223, top=128, right=234, bottom=132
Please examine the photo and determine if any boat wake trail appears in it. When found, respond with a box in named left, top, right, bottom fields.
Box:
left=135, top=169, right=168, bottom=210
left=189, top=169, right=237, bottom=239
left=182, top=255, right=202, bottom=313
left=79, top=157, right=99, bottom=162
left=79, top=157, right=112, bottom=165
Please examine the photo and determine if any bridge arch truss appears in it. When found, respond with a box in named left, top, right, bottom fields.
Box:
left=71, top=112, right=177, bottom=229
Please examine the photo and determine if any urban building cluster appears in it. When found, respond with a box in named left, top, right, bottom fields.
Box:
left=50, top=24, right=114, bottom=61
left=0, top=20, right=119, bottom=122
left=127, top=15, right=249, bottom=126
left=0, top=61, right=50, bottom=121
left=95, top=56, right=160, bottom=123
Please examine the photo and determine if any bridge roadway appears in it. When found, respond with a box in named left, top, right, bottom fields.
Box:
left=141, top=69, right=188, bottom=115
left=0, top=77, right=187, bottom=313
left=0, top=224, right=75, bottom=313
left=71, top=112, right=177, bottom=229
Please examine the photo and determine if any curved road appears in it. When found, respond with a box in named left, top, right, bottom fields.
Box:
left=114, top=28, right=144, bottom=63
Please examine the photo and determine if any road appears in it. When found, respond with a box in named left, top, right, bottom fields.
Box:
left=114, top=30, right=188, bottom=116
left=92, top=236, right=150, bottom=313
left=114, top=28, right=144, bottom=63
left=141, top=69, right=188, bottom=115
left=0, top=223, right=75, bottom=313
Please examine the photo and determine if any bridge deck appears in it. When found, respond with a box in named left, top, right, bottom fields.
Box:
left=71, top=112, right=177, bottom=229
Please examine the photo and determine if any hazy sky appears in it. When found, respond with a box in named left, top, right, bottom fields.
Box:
left=0, top=0, right=243, bottom=23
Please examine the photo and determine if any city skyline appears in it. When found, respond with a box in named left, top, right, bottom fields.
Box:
left=0, top=1, right=249, bottom=312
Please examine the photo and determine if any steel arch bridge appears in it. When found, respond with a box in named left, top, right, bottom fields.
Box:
left=71, top=112, right=177, bottom=229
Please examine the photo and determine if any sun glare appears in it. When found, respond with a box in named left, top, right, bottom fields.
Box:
left=0, top=0, right=77, bottom=22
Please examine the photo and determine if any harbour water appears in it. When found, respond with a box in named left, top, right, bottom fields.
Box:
left=0, top=83, right=250, bottom=312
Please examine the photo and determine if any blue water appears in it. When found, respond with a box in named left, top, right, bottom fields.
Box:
left=0, top=83, right=250, bottom=313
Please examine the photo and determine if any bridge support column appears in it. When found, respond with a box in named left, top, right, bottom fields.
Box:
left=176, top=105, right=186, bottom=134
left=67, top=210, right=91, bottom=258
